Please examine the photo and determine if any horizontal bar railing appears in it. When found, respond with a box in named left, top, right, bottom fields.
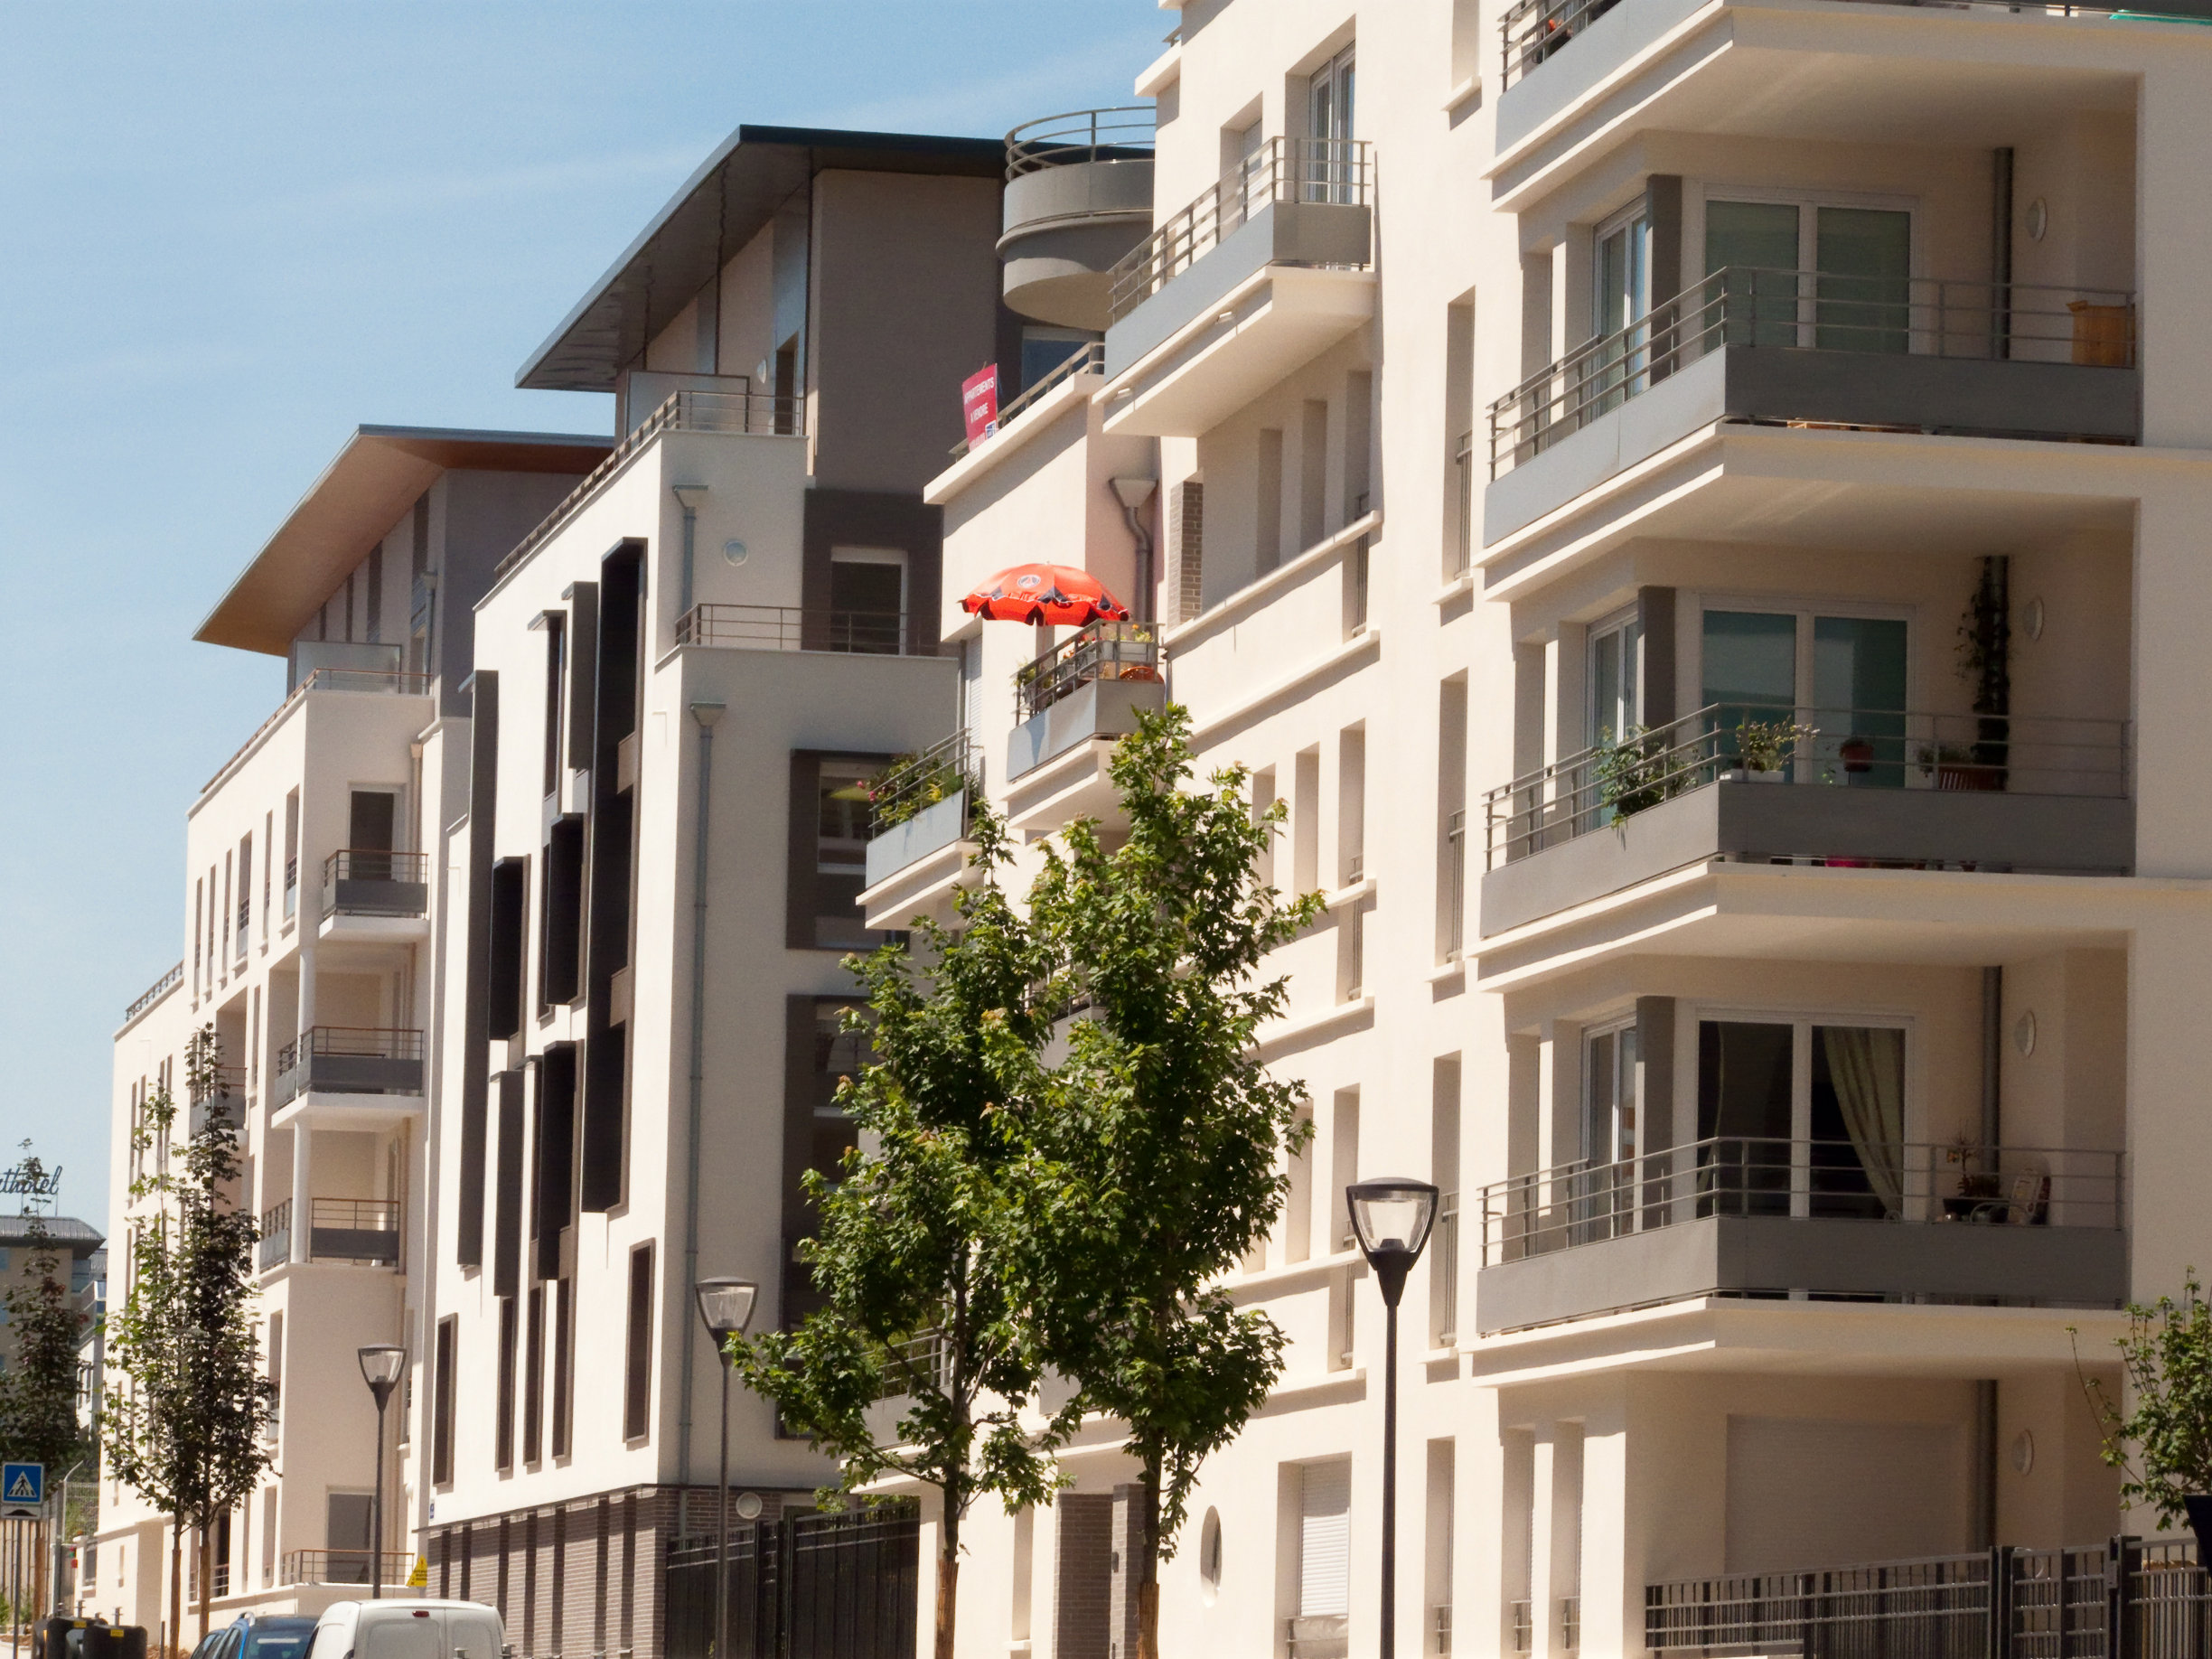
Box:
left=673, top=603, right=947, bottom=656
left=949, top=342, right=1105, bottom=459
left=311, top=1197, right=399, bottom=1232
left=1489, top=267, right=2137, bottom=476
left=1014, top=620, right=1163, bottom=721
left=495, top=389, right=801, bottom=582
left=283, top=1550, right=412, bottom=1588
left=1005, top=105, right=1156, bottom=178
left=869, top=730, right=984, bottom=835
left=1483, top=702, right=2132, bottom=869
left=258, top=1200, right=292, bottom=1271
left=125, top=961, right=184, bottom=1024
left=202, top=669, right=436, bottom=796
left=323, top=849, right=427, bottom=886
left=1107, top=136, right=1373, bottom=324
left=276, top=1026, right=426, bottom=1074
left=1480, top=1138, right=2123, bottom=1266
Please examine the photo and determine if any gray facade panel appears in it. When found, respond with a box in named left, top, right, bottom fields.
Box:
left=1006, top=678, right=1167, bottom=781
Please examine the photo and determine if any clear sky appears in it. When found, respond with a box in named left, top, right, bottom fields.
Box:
left=0, top=1, right=1164, bottom=1231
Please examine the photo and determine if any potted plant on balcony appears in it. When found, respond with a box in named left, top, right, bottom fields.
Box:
left=869, top=751, right=970, bottom=830
left=1593, top=724, right=1692, bottom=824
left=1940, top=1134, right=2004, bottom=1220
left=2076, top=1272, right=2212, bottom=1561
left=1723, top=718, right=1814, bottom=783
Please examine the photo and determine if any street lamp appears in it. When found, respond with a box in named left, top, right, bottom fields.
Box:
left=694, top=1278, right=759, bottom=1659
left=357, top=1345, right=407, bottom=1600
left=1345, top=1177, right=1440, bottom=1659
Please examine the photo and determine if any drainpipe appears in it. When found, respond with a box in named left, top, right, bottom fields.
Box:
left=673, top=484, right=710, bottom=623
left=1111, top=477, right=1159, bottom=623
left=675, top=700, right=726, bottom=1540
left=1981, top=965, right=2003, bottom=1159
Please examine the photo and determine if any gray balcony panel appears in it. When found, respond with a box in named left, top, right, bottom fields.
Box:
left=1484, top=346, right=2142, bottom=544
left=1103, top=199, right=1374, bottom=377
left=275, top=1054, right=425, bottom=1102
left=1497, top=0, right=1719, bottom=151
left=1007, top=679, right=1166, bottom=782
left=329, top=878, right=429, bottom=918
left=1480, top=780, right=2134, bottom=935
left=1474, top=1212, right=2127, bottom=1334
left=310, top=1228, right=399, bottom=1265
left=1001, top=159, right=1156, bottom=332
left=864, top=790, right=970, bottom=891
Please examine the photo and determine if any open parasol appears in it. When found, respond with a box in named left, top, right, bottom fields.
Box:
left=961, top=563, right=1129, bottom=628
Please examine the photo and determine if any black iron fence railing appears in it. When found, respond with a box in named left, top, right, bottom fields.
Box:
left=276, top=1026, right=426, bottom=1073
left=309, top=1197, right=400, bottom=1265
left=284, top=1549, right=411, bottom=1588
left=1014, top=621, right=1162, bottom=722
left=664, top=1503, right=918, bottom=1659
left=1483, top=703, right=2131, bottom=869
left=125, top=961, right=183, bottom=1024
left=1488, top=267, right=2137, bottom=477
left=868, top=732, right=983, bottom=836
left=1107, top=136, right=1373, bottom=324
left=323, top=849, right=430, bottom=918
left=1005, top=105, right=1155, bottom=178
left=674, top=604, right=946, bottom=657
left=1481, top=1139, right=2123, bottom=1265
left=1649, top=1538, right=2210, bottom=1659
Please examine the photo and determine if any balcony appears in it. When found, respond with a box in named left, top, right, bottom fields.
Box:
left=187, top=1066, right=248, bottom=1139
left=322, top=849, right=428, bottom=922
left=308, top=1197, right=399, bottom=1266
left=674, top=603, right=948, bottom=658
left=282, top=1551, right=412, bottom=1589
left=1007, top=622, right=1164, bottom=783
left=1486, top=270, right=2139, bottom=544
left=863, top=731, right=985, bottom=894
left=1479, top=704, right=2132, bottom=935
left=1474, top=1137, right=2124, bottom=1334
left=1101, top=137, right=1374, bottom=439
left=258, top=1200, right=291, bottom=1271
left=271, top=1026, right=425, bottom=1109
left=1000, top=108, right=1155, bottom=331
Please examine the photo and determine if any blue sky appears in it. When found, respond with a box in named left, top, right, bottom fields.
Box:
left=0, top=2, right=1163, bottom=1230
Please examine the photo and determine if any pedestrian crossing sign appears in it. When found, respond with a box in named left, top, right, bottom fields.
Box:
left=2, top=1462, right=42, bottom=1518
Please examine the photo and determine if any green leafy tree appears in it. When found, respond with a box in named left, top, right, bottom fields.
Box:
left=1013, top=706, right=1322, bottom=1659
left=2077, top=1271, right=2212, bottom=1528
left=0, top=1149, right=90, bottom=1477
left=105, top=1026, right=276, bottom=1648
left=733, top=811, right=1071, bottom=1659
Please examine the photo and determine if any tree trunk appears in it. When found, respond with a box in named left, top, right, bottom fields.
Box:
left=933, top=1554, right=959, bottom=1659
left=196, top=1522, right=211, bottom=1643
left=167, top=1520, right=182, bottom=1659
left=1135, top=1463, right=1163, bottom=1659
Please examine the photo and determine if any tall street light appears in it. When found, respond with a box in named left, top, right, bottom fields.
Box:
left=1346, top=1177, right=1440, bottom=1659
left=357, top=1345, right=407, bottom=1600
left=694, top=1278, right=760, bottom=1659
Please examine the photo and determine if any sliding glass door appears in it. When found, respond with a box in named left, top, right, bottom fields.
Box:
left=1705, top=195, right=1912, bottom=354
left=1701, top=607, right=1908, bottom=785
left=1697, top=1017, right=1906, bottom=1221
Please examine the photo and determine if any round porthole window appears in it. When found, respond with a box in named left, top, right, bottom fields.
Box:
left=734, top=1492, right=764, bottom=1521
left=723, top=539, right=750, bottom=567
left=1198, top=1507, right=1223, bottom=1606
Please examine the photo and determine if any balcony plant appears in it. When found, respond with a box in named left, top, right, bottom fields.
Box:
left=1592, top=725, right=1693, bottom=823
left=1727, top=718, right=1816, bottom=779
left=869, top=749, right=972, bottom=830
left=2076, top=1271, right=2212, bottom=1558
left=1942, top=1134, right=2004, bottom=1218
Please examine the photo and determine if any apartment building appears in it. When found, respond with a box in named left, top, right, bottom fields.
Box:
left=860, top=3, right=2212, bottom=1657
left=101, top=425, right=611, bottom=1635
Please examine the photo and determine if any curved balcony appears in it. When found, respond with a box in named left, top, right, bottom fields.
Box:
left=999, top=107, right=1156, bottom=330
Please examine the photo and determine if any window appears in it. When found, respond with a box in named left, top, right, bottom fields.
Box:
left=1588, top=612, right=1643, bottom=747
left=799, top=757, right=894, bottom=951
left=539, top=820, right=586, bottom=1007
left=328, top=1491, right=373, bottom=1570
left=1310, top=42, right=1356, bottom=148
left=551, top=1277, right=575, bottom=1457
left=432, top=1317, right=455, bottom=1485
left=826, top=549, right=905, bottom=652
left=539, top=610, right=567, bottom=796
left=1296, top=1459, right=1353, bottom=1625
left=487, top=858, right=528, bottom=1040
left=495, top=1295, right=519, bottom=1473
left=623, top=1242, right=653, bottom=1441
left=1018, top=325, right=1092, bottom=393
left=522, top=1286, right=545, bottom=1465
left=1705, top=194, right=1913, bottom=352
left=1696, top=1016, right=1907, bottom=1220
left=1589, top=202, right=1652, bottom=417
left=1700, top=605, right=1908, bottom=783
left=1584, top=1020, right=1639, bottom=1167
left=349, top=789, right=398, bottom=881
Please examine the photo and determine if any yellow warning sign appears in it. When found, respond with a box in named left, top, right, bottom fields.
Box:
left=406, top=1557, right=429, bottom=1589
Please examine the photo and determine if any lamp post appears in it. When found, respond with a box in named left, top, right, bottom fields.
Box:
left=1346, top=1177, right=1440, bottom=1659
left=694, top=1278, right=759, bottom=1659
left=356, top=1345, right=407, bottom=1600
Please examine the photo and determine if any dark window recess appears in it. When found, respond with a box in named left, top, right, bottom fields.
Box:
left=623, top=1243, right=654, bottom=1442
left=531, top=1044, right=577, bottom=1283
left=780, top=997, right=869, bottom=1330
left=786, top=753, right=900, bottom=952
left=432, top=1317, right=456, bottom=1485
left=564, top=583, right=599, bottom=772
left=540, top=610, right=567, bottom=797
left=457, top=1088, right=488, bottom=1270
left=582, top=541, right=644, bottom=1213
left=487, top=858, right=528, bottom=1042
left=493, top=1071, right=526, bottom=1298
left=551, top=1277, right=575, bottom=1459
left=350, top=789, right=397, bottom=857
left=539, top=816, right=586, bottom=1008
left=495, top=1296, right=519, bottom=1474
left=458, top=673, right=501, bottom=1266
left=523, top=1285, right=545, bottom=1465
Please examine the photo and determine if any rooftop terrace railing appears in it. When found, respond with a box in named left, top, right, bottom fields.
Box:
left=202, top=669, right=435, bottom=797
left=1014, top=620, right=1162, bottom=722
left=1489, top=267, right=2136, bottom=477
left=1106, top=136, right=1373, bottom=325
left=124, top=961, right=184, bottom=1025
left=1005, top=105, right=1156, bottom=179
left=949, top=342, right=1105, bottom=461
left=674, top=604, right=949, bottom=656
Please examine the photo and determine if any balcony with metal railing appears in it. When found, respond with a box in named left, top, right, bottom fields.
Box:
left=271, top=1026, right=426, bottom=1109
left=1474, top=1137, right=2124, bottom=1333
left=187, top=1065, right=248, bottom=1139
left=322, top=848, right=429, bottom=922
left=1479, top=703, right=2133, bottom=935
left=1006, top=622, right=1164, bottom=783
left=283, top=1550, right=412, bottom=1589
left=861, top=730, right=986, bottom=903
left=673, top=604, right=946, bottom=658
left=1101, top=136, right=1375, bottom=438
left=309, top=1197, right=400, bottom=1266
left=122, top=961, right=183, bottom=1027
left=258, top=1199, right=292, bottom=1272
left=1000, top=108, right=1155, bottom=331
left=1485, top=268, right=2140, bottom=545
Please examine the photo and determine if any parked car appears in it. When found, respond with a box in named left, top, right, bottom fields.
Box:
left=190, top=1613, right=318, bottom=1659
left=306, top=1601, right=503, bottom=1659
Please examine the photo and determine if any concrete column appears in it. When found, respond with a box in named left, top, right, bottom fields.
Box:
left=2131, top=484, right=2212, bottom=878
left=2128, top=915, right=2212, bottom=1303
left=2137, top=63, right=2212, bottom=451
left=1580, top=1401, right=1633, bottom=1659
left=1528, top=1435, right=1560, bottom=1659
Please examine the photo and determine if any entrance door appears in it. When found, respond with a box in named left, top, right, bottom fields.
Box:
left=1308, top=43, right=1356, bottom=202
left=349, top=789, right=397, bottom=882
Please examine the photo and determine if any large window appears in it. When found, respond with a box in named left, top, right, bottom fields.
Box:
left=623, top=1242, right=654, bottom=1442
left=1588, top=611, right=1643, bottom=747
left=1701, top=605, right=1908, bottom=784
left=1706, top=194, right=1913, bottom=353
left=1696, top=1016, right=1907, bottom=1220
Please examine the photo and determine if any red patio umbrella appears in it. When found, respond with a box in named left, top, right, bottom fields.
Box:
left=961, top=563, right=1129, bottom=627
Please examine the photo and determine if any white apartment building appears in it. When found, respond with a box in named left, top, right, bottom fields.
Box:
left=860, top=3, right=2212, bottom=1658
left=102, top=426, right=611, bottom=1635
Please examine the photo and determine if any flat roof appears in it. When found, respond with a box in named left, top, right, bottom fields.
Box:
left=516, top=123, right=1005, bottom=395
left=196, top=426, right=613, bottom=657
left=0, top=1214, right=103, bottom=1255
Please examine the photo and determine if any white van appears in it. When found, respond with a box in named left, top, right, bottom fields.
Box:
left=305, top=1602, right=504, bottom=1659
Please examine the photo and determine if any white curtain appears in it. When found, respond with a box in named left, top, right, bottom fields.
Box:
left=1823, top=1026, right=1906, bottom=1217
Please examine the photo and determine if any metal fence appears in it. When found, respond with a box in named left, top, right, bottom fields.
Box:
left=868, top=733, right=982, bottom=837
left=1107, top=136, right=1372, bottom=323
left=1650, top=1539, right=2212, bottom=1659
left=948, top=342, right=1105, bottom=460
left=1014, top=620, right=1162, bottom=721
left=664, top=1504, right=919, bottom=1659
left=1489, top=267, right=2137, bottom=476
left=124, top=961, right=183, bottom=1024
left=1005, top=105, right=1155, bottom=178
left=675, top=604, right=944, bottom=657
left=258, top=1199, right=292, bottom=1271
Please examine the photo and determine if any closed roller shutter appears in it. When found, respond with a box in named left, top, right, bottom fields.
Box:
left=1299, top=1458, right=1353, bottom=1617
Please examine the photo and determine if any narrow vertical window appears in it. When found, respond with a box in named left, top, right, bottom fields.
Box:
left=552, top=1278, right=575, bottom=1457
left=623, top=1243, right=653, bottom=1441
left=432, top=1317, right=456, bottom=1485
left=495, top=1297, right=518, bottom=1473
left=523, top=1285, right=545, bottom=1464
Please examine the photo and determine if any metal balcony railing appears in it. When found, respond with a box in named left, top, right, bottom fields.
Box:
left=1430, top=1190, right=1460, bottom=1347
left=948, top=342, right=1106, bottom=460
left=125, top=961, right=183, bottom=1024
left=1484, top=703, right=2132, bottom=868
left=1480, top=1139, right=2123, bottom=1266
left=1489, top=267, right=2137, bottom=476
left=258, top=1200, right=292, bottom=1271
left=284, top=856, right=298, bottom=919
left=1005, top=105, right=1156, bottom=178
left=202, top=669, right=436, bottom=795
left=1442, top=809, right=1467, bottom=962
left=1014, top=621, right=1162, bottom=722
left=1107, top=136, right=1373, bottom=324
left=497, top=389, right=802, bottom=581
left=674, top=604, right=945, bottom=656
left=310, top=1197, right=400, bottom=1266
left=869, top=732, right=984, bottom=836
left=273, top=1026, right=426, bottom=1104
left=283, top=1550, right=411, bottom=1588
left=322, top=848, right=430, bottom=918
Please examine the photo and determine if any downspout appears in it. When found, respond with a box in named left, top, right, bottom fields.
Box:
left=1111, top=477, right=1159, bottom=624
left=1976, top=960, right=2004, bottom=1549
left=675, top=699, right=726, bottom=1541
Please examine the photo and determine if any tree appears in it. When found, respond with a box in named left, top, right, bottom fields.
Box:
left=1013, top=706, right=1322, bottom=1659
left=732, top=811, right=1071, bottom=1659
left=2077, top=1272, right=2212, bottom=1535
left=105, top=1026, right=276, bottom=1649
left=0, top=1149, right=90, bottom=1478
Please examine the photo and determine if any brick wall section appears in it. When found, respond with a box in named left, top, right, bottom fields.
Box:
left=1165, top=483, right=1204, bottom=624
left=1054, top=1495, right=1113, bottom=1659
